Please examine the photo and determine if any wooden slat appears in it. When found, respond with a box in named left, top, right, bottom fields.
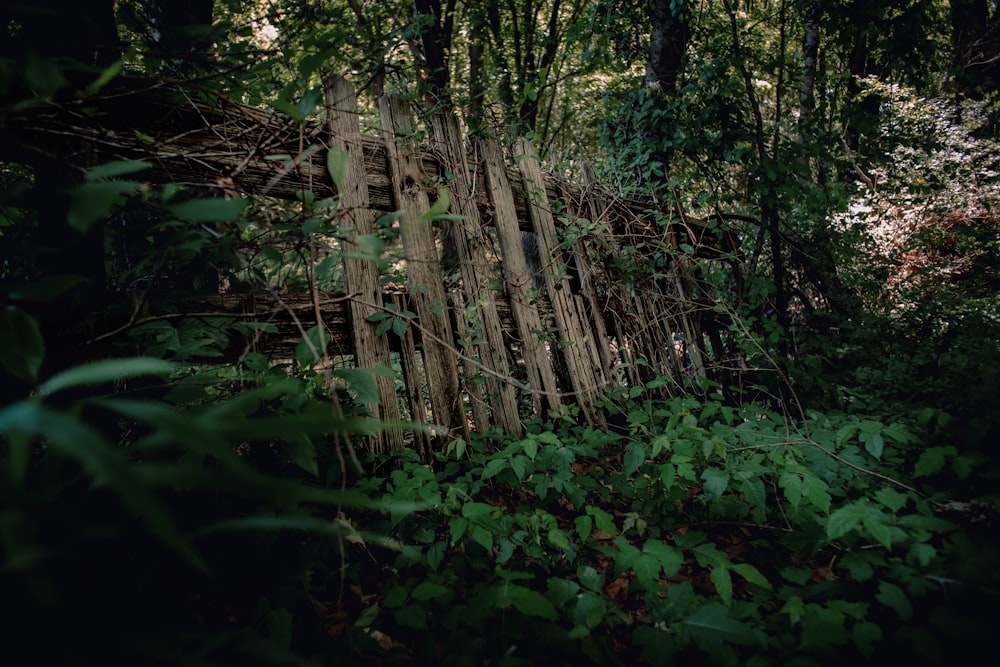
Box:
left=480, top=138, right=561, bottom=416
left=514, top=138, right=607, bottom=426
left=379, top=94, right=465, bottom=443
left=430, top=112, right=522, bottom=436
left=324, top=75, right=404, bottom=452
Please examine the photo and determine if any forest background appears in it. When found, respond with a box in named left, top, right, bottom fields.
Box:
left=1, top=1, right=999, bottom=665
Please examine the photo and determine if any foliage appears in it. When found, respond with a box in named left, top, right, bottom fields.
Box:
left=4, top=1, right=1000, bottom=665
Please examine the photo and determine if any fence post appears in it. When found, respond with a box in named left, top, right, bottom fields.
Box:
left=323, top=75, right=404, bottom=452
left=480, top=138, right=562, bottom=416
left=514, top=138, right=607, bottom=427
left=379, top=94, right=466, bottom=444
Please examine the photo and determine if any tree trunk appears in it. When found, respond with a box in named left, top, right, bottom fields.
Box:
left=645, top=0, right=690, bottom=92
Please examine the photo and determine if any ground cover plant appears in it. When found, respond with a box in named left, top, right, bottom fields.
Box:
left=4, top=1, right=1000, bottom=665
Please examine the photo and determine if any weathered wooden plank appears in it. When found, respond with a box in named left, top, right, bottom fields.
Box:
left=514, top=138, right=607, bottom=426
left=324, top=75, right=404, bottom=452
left=430, top=112, right=522, bottom=436
left=480, top=138, right=561, bottom=416
left=379, top=94, right=465, bottom=443
left=391, top=293, right=432, bottom=460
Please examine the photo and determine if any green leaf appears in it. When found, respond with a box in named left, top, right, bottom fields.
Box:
left=682, top=602, right=760, bottom=646
left=623, top=442, right=646, bottom=476
left=874, top=486, right=909, bottom=512
left=860, top=430, right=884, bottom=459
left=577, top=565, right=604, bottom=592
left=0, top=402, right=205, bottom=571
left=423, top=187, right=453, bottom=221
left=295, top=325, right=328, bottom=368
left=522, top=435, right=539, bottom=460
left=461, top=502, right=495, bottom=519
left=575, top=515, right=593, bottom=542
left=0, top=306, right=44, bottom=384
left=826, top=504, right=865, bottom=542
left=876, top=581, right=913, bottom=620
left=710, top=566, right=733, bottom=605
left=504, top=584, right=558, bottom=620
left=411, top=582, right=452, bottom=600
left=633, top=553, right=661, bottom=589
left=586, top=506, right=617, bottom=535
left=38, top=357, right=173, bottom=395
left=84, top=159, right=152, bottom=180
left=643, top=540, right=683, bottom=578
left=548, top=528, right=573, bottom=552
left=862, top=510, right=893, bottom=549
left=732, top=563, right=771, bottom=590
left=914, top=447, right=953, bottom=478
left=573, top=592, right=607, bottom=628
left=167, top=198, right=248, bottom=222
left=331, top=367, right=381, bottom=405
left=7, top=275, right=89, bottom=303
left=327, top=145, right=350, bottom=194
left=68, top=180, right=138, bottom=232
left=801, top=473, right=831, bottom=513
left=701, top=468, right=729, bottom=500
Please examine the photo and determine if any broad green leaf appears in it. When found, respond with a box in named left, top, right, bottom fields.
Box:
left=682, top=602, right=760, bottom=646
left=290, top=435, right=319, bottom=477
left=914, top=447, right=953, bottom=478
left=68, top=180, right=138, bottom=232
left=660, top=462, right=676, bottom=489
left=546, top=578, right=580, bottom=606
left=548, top=528, right=572, bottom=552
left=701, top=468, right=729, bottom=500
left=862, top=510, right=893, bottom=548
left=874, top=486, right=909, bottom=512
left=8, top=275, right=89, bottom=303
left=876, top=581, right=913, bottom=620
left=295, top=324, right=328, bottom=367
left=826, top=504, right=865, bottom=542
left=835, top=423, right=859, bottom=448
left=577, top=565, right=604, bottom=592
left=643, top=540, right=683, bottom=578
left=633, top=553, right=661, bottom=589
left=449, top=517, right=468, bottom=543
left=536, top=431, right=561, bottom=445
left=710, top=566, right=733, bottom=605
left=168, top=198, right=248, bottom=222
left=573, top=592, right=606, bottom=628
left=623, top=442, right=645, bottom=476
left=522, top=435, right=539, bottom=460
left=732, top=563, right=771, bottom=590
left=331, top=367, right=380, bottom=405
left=326, top=145, right=350, bottom=194
left=481, top=458, right=507, bottom=479
left=0, top=402, right=204, bottom=571
left=38, top=357, right=173, bottom=395
left=461, top=502, right=495, bottom=519
left=801, top=473, right=832, bottom=513
left=778, top=471, right=803, bottom=509
left=587, top=506, right=617, bottom=535
left=470, top=524, right=493, bottom=551
left=0, top=306, right=44, bottom=384
left=85, top=159, right=152, bottom=180
left=411, top=582, right=452, bottom=600
left=574, top=515, right=593, bottom=542
left=860, top=430, right=884, bottom=459
left=510, top=455, right=527, bottom=480
left=853, top=621, right=883, bottom=658
left=504, top=584, right=559, bottom=620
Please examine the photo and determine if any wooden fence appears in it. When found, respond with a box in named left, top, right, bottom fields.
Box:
left=3, top=74, right=741, bottom=453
